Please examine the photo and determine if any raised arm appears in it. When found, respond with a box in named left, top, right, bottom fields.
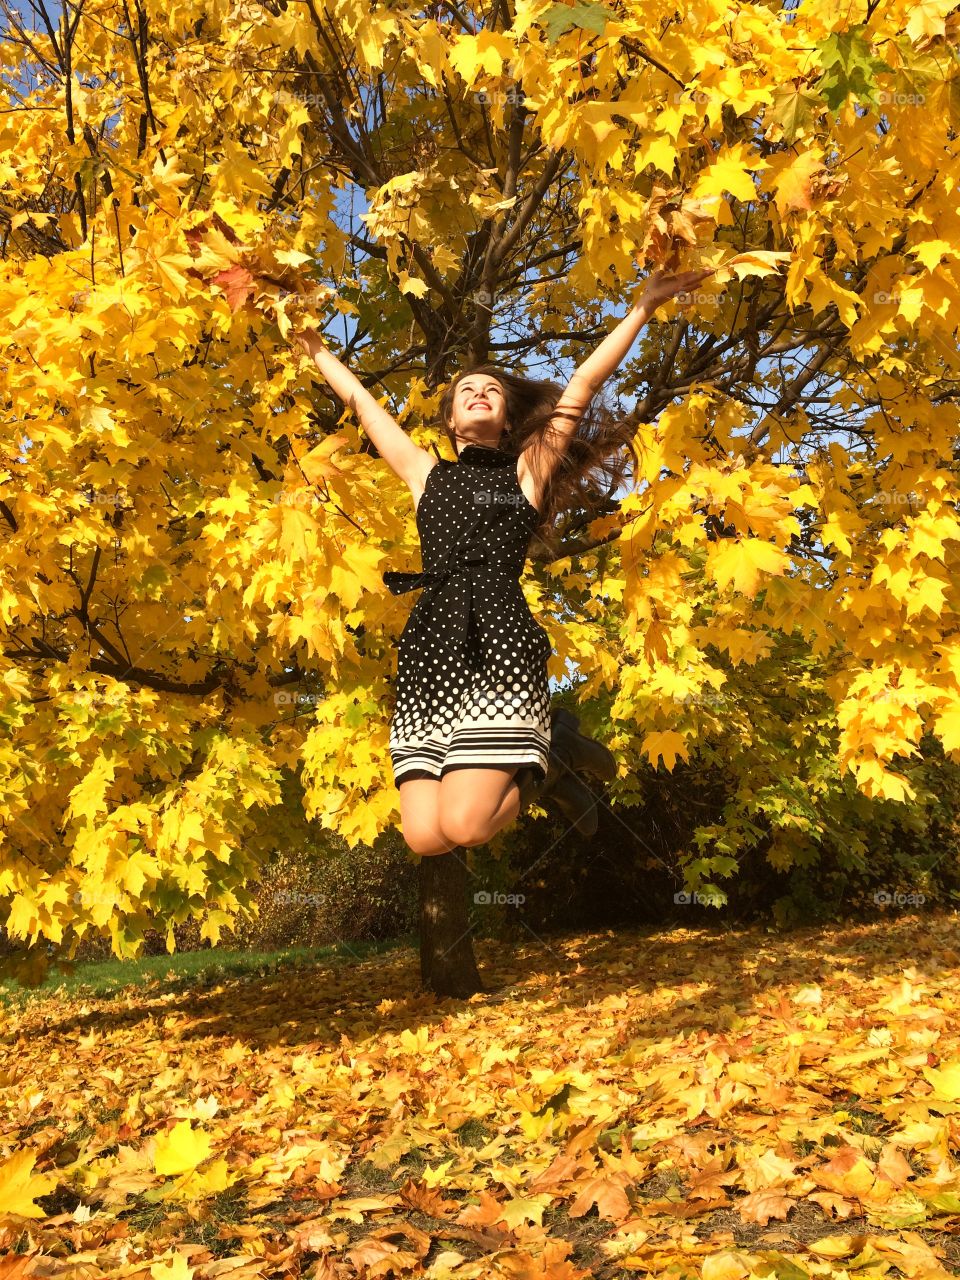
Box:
left=291, top=327, right=433, bottom=493
left=523, top=266, right=718, bottom=490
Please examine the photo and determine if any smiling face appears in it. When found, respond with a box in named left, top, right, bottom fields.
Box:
left=450, top=374, right=508, bottom=452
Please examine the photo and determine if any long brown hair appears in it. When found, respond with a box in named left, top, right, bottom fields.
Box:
left=436, top=363, right=639, bottom=555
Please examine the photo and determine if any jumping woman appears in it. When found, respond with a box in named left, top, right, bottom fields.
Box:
left=290, top=266, right=715, bottom=856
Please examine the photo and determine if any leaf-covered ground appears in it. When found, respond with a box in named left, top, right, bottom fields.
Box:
left=2, top=912, right=960, bottom=1279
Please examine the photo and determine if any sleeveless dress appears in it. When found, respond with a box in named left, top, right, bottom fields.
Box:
left=382, top=442, right=552, bottom=786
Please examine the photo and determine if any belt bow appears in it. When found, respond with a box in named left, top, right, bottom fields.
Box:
left=384, top=545, right=489, bottom=671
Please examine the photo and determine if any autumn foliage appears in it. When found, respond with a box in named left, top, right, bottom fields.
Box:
left=3, top=916, right=960, bottom=1275
left=2, top=0, right=960, bottom=970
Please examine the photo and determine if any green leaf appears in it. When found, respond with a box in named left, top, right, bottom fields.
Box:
left=540, top=0, right=613, bottom=42
left=768, top=87, right=821, bottom=143
left=813, top=26, right=889, bottom=111
left=925, top=1191, right=960, bottom=1214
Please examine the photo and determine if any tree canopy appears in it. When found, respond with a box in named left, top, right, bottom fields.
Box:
left=2, top=0, right=960, bottom=964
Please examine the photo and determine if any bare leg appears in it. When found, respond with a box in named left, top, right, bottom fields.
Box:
left=397, top=777, right=457, bottom=856
left=438, top=765, right=524, bottom=848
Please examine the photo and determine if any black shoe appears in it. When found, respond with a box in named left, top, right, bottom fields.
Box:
left=550, top=707, right=618, bottom=780
left=515, top=759, right=599, bottom=837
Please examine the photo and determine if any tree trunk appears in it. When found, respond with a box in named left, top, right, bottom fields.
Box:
left=418, top=846, right=485, bottom=997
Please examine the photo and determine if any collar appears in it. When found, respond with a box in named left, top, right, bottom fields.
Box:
left=455, top=443, right=518, bottom=468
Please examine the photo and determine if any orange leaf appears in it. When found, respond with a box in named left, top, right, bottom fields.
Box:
left=736, top=1188, right=796, bottom=1225
left=212, top=264, right=259, bottom=312
left=566, top=1172, right=633, bottom=1223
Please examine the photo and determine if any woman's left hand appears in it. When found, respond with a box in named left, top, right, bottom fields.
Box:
left=639, top=265, right=718, bottom=311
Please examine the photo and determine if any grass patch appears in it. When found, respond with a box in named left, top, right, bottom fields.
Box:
left=0, top=933, right=418, bottom=1010
left=455, top=1119, right=493, bottom=1148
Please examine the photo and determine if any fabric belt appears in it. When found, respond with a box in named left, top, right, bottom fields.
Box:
left=383, top=547, right=490, bottom=672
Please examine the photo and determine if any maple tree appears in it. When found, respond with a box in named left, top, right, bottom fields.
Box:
left=2, top=0, right=960, bottom=993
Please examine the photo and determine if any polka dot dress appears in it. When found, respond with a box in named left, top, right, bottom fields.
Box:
left=383, top=443, right=552, bottom=786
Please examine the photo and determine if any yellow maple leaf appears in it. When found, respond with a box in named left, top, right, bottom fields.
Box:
left=162, top=1157, right=236, bottom=1203
left=714, top=250, right=792, bottom=283
left=356, top=13, right=399, bottom=70
left=922, top=1060, right=960, bottom=1102
left=909, top=238, right=953, bottom=270
left=447, top=30, right=515, bottom=83
left=633, top=133, right=677, bottom=176
left=153, top=1120, right=214, bottom=1176
left=692, top=143, right=768, bottom=204
left=148, top=1253, right=195, bottom=1279
left=496, top=1193, right=553, bottom=1228
left=701, top=1253, right=753, bottom=1279
left=805, top=1235, right=859, bottom=1258
left=934, top=704, right=960, bottom=754
left=298, top=433, right=350, bottom=484
left=0, top=1149, right=59, bottom=1217
left=767, top=149, right=826, bottom=217
left=906, top=0, right=950, bottom=43
left=707, top=537, right=789, bottom=596
left=65, top=753, right=117, bottom=825
left=642, top=729, right=688, bottom=770
left=279, top=505, right=319, bottom=563
left=397, top=269, right=429, bottom=298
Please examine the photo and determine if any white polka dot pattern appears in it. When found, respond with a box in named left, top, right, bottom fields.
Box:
left=383, top=443, right=552, bottom=785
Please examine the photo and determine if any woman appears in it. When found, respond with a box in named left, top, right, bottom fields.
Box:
left=291, top=266, right=715, bottom=854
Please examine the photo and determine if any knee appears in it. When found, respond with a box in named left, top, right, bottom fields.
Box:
left=403, top=825, right=456, bottom=857
left=438, top=809, right=491, bottom=848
